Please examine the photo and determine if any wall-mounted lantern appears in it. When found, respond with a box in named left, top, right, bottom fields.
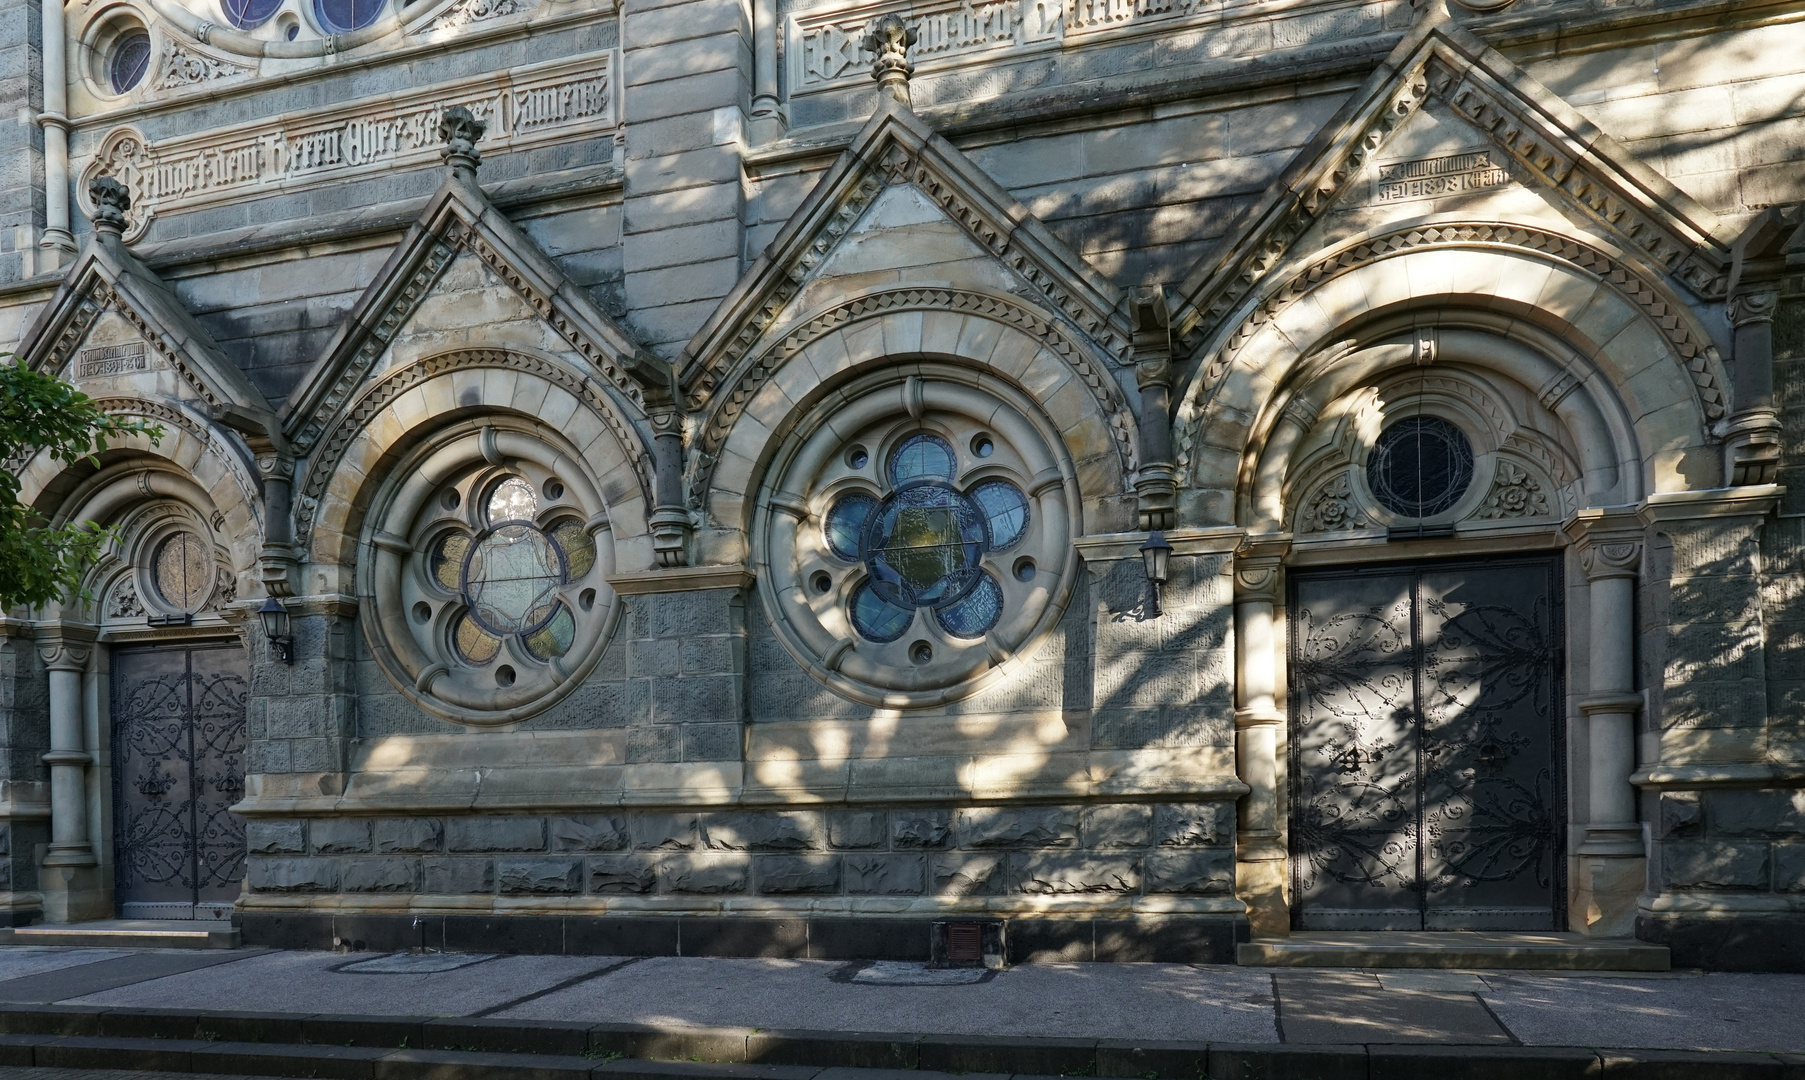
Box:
left=1139, top=531, right=1172, bottom=617
left=258, top=596, right=293, bottom=665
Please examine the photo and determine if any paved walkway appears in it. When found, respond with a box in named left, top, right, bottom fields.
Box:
left=0, top=946, right=1801, bottom=1054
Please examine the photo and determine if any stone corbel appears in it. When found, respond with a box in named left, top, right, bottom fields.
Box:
left=1129, top=287, right=1177, bottom=531
left=646, top=388, right=692, bottom=569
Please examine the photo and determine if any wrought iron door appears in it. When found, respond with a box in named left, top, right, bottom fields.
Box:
left=1288, top=556, right=1564, bottom=930
left=112, top=645, right=249, bottom=920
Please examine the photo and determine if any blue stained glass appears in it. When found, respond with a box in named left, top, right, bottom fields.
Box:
left=970, top=480, right=1029, bottom=551
left=314, top=0, right=385, bottom=33
left=865, top=482, right=986, bottom=610
left=825, top=493, right=876, bottom=560
left=222, top=0, right=284, bottom=29
left=887, top=434, right=956, bottom=485
left=850, top=581, right=913, bottom=643
left=936, top=574, right=1002, bottom=638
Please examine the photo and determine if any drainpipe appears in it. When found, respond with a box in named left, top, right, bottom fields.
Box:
left=38, top=0, right=77, bottom=270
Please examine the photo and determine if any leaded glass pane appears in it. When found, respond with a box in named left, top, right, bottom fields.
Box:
left=486, top=476, right=538, bottom=524
left=866, top=482, right=986, bottom=609
left=936, top=574, right=1002, bottom=638
left=825, top=493, right=876, bottom=560
left=524, top=604, right=576, bottom=661
left=850, top=581, right=912, bottom=642
left=887, top=434, right=956, bottom=485
left=313, top=0, right=384, bottom=32
left=464, top=523, right=563, bottom=635
left=108, top=31, right=150, bottom=94
left=1367, top=417, right=1475, bottom=518
left=221, top=0, right=284, bottom=28
left=549, top=518, right=595, bottom=580
left=970, top=480, right=1030, bottom=550
left=430, top=532, right=469, bottom=591
left=453, top=612, right=500, bottom=665
left=153, top=532, right=211, bottom=610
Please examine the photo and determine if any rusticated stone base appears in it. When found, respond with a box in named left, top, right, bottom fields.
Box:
left=239, top=912, right=1249, bottom=964
left=1635, top=912, right=1805, bottom=972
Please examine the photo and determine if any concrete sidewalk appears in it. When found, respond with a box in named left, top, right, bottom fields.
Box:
left=0, top=945, right=1801, bottom=1055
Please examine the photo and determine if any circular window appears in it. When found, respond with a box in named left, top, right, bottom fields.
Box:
left=1367, top=416, right=1475, bottom=518
left=361, top=428, right=618, bottom=725
left=152, top=532, right=213, bottom=611
left=107, top=30, right=151, bottom=94
left=221, top=0, right=284, bottom=28
left=755, top=371, right=1077, bottom=706
left=313, top=0, right=385, bottom=33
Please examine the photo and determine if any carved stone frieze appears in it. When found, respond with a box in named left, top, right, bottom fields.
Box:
left=156, top=43, right=250, bottom=90
left=1473, top=459, right=1550, bottom=520
left=415, top=0, right=528, bottom=33
left=79, top=54, right=612, bottom=241
left=687, top=288, right=1138, bottom=508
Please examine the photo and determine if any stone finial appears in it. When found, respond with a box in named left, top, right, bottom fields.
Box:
left=90, top=175, right=131, bottom=237
left=861, top=14, right=917, bottom=106
left=438, top=105, right=486, bottom=180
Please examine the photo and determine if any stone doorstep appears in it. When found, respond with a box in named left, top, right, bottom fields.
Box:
left=0, top=920, right=242, bottom=950
left=1237, top=932, right=1672, bottom=971
left=0, top=1018, right=1799, bottom=1080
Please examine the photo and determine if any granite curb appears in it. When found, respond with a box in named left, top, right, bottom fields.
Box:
left=0, top=1008, right=1800, bottom=1080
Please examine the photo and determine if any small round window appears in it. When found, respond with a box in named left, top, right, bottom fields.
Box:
left=1367, top=416, right=1474, bottom=518
left=107, top=30, right=151, bottom=94
left=152, top=532, right=213, bottom=611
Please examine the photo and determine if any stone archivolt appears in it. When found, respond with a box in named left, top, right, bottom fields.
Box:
left=1171, top=223, right=1732, bottom=486
left=688, top=287, right=1138, bottom=511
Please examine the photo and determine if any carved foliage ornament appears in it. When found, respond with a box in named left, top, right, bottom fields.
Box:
left=156, top=44, right=249, bottom=89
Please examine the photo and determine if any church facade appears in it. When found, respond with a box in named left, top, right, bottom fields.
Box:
left=0, top=0, right=1802, bottom=969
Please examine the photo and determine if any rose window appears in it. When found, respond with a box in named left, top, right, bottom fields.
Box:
left=755, top=372, right=1077, bottom=705
left=364, top=430, right=618, bottom=725
left=827, top=434, right=1028, bottom=644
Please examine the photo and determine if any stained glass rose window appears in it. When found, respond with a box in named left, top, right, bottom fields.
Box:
left=755, top=372, right=1077, bottom=706
left=365, top=428, right=618, bottom=726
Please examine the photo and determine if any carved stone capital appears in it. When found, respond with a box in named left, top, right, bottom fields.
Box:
left=1562, top=509, right=1645, bottom=581
left=1728, top=290, right=1779, bottom=328
left=1135, top=464, right=1176, bottom=532
left=1234, top=554, right=1285, bottom=601
left=256, top=452, right=295, bottom=481
left=1716, top=407, right=1782, bottom=487
left=649, top=507, right=692, bottom=568
left=37, top=642, right=92, bottom=672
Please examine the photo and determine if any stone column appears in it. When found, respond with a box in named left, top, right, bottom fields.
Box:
left=1233, top=537, right=1288, bottom=936
left=38, top=629, right=108, bottom=922
left=1562, top=510, right=1645, bottom=935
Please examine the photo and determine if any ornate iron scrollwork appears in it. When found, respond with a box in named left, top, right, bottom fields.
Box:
left=112, top=646, right=249, bottom=916
left=1289, top=557, right=1564, bottom=930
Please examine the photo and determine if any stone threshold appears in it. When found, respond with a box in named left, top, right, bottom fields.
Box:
left=1239, top=931, right=1671, bottom=971
left=0, top=1010, right=1800, bottom=1080
left=0, top=920, right=240, bottom=951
